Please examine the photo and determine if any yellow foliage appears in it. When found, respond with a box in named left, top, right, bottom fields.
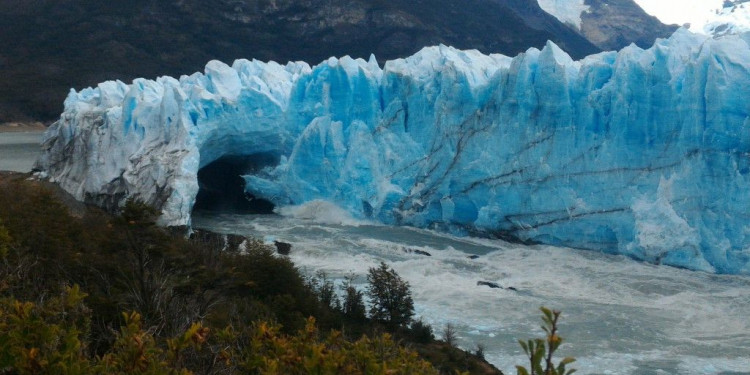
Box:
left=0, top=287, right=440, bottom=375
left=219, top=317, right=439, bottom=375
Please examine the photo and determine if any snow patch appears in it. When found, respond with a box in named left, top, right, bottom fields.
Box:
left=536, top=0, right=590, bottom=30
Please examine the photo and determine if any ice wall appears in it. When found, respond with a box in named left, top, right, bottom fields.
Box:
left=37, top=29, right=750, bottom=274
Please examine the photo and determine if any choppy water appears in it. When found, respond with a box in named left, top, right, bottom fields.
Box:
left=193, top=202, right=750, bottom=375
left=0, top=132, right=43, bottom=172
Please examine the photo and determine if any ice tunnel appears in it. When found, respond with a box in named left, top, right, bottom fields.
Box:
left=193, top=154, right=278, bottom=214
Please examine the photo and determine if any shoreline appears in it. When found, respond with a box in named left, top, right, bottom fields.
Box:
left=0, top=122, right=47, bottom=133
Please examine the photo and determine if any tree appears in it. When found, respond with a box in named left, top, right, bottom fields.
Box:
left=442, top=323, right=457, bottom=347
left=309, top=271, right=341, bottom=311
left=366, top=262, right=414, bottom=328
left=341, top=276, right=366, bottom=322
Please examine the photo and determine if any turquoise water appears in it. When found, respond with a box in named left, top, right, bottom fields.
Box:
left=193, top=205, right=750, bottom=375
left=0, top=132, right=43, bottom=172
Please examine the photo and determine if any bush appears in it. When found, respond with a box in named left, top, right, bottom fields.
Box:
left=226, top=317, right=440, bottom=375
left=0, top=287, right=440, bottom=375
left=0, top=285, right=92, bottom=374
left=408, top=319, right=435, bottom=344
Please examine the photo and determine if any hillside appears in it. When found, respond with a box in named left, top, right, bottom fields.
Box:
left=0, top=172, right=503, bottom=374
left=0, top=0, right=602, bottom=122
left=579, top=0, right=678, bottom=50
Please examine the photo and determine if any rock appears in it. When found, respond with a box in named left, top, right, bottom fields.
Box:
left=477, top=281, right=518, bottom=291
left=402, top=247, right=432, bottom=256
left=477, top=281, right=501, bottom=289
left=468, top=255, right=480, bottom=260
left=274, top=240, right=292, bottom=255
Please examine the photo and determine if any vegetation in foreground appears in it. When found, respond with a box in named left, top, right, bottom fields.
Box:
left=0, top=173, right=502, bottom=374
left=516, top=308, right=575, bottom=375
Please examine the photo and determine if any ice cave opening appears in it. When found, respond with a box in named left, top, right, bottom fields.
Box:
left=193, top=154, right=277, bottom=214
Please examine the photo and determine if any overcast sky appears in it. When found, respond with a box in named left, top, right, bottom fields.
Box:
left=632, top=0, right=723, bottom=26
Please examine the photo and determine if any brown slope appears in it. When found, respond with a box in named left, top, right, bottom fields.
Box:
left=580, top=0, right=678, bottom=51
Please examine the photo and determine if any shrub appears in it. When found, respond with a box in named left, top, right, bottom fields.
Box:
left=227, top=317, right=440, bottom=375
left=0, top=285, right=92, bottom=374
left=0, top=286, right=441, bottom=375
left=95, top=311, right=207, bottom=375
left=408, top=319, right=435, bottom=344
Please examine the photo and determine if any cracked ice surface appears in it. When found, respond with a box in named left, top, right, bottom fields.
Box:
left=37, top=29, right=750, bottom=274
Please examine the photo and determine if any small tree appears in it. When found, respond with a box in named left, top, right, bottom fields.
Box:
left=341, top=276, right=366, bottom=322
left=516, top=307, right=576, bottom=375
left=442, top=323, right=457, bottom=347
left=309, top=271, right=341, bottom=311
left=475, top=343, right=486, bottom=360
left=366, top=262, right=414, bottom=328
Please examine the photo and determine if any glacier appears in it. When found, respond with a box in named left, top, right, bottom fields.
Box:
left=36, top=29, right=750, bottom=274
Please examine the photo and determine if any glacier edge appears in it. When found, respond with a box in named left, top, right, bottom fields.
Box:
left=37, top=30, right=750, bottom=274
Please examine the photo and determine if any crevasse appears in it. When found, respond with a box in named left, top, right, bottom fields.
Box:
left=37, top=29, right=750, bottom=274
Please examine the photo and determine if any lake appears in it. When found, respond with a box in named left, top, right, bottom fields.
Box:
left=0, top=132, right=44, bottom=172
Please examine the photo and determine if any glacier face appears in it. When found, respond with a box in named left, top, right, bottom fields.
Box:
left=37, top=29, right=750, bottom=274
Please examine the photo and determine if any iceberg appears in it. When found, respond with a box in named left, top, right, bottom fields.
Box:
left=37, top=29, right=750, bottom=274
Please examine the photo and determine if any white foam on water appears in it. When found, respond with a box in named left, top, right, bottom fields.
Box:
left=276, top=199, right=374, bottom=226
left=193, top=211, right=750, bottom=375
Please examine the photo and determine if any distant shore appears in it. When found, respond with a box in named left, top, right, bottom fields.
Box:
left=0, top=122, right=47, bottom=133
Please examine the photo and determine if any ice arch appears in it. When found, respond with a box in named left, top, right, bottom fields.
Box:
left=38, top=30, right=750, bottom=274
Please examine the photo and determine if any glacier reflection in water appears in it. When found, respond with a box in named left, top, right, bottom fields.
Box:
left=193, top=204, right=750, bottom=375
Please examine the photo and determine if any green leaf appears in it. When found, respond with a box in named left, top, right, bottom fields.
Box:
left=560, top=357, right=576, bottom=365
left=519, top=340, right=529, bottom=354
left=540, top=307, right=553, bottom=321
left=516, top=366, right=530, bottom=375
